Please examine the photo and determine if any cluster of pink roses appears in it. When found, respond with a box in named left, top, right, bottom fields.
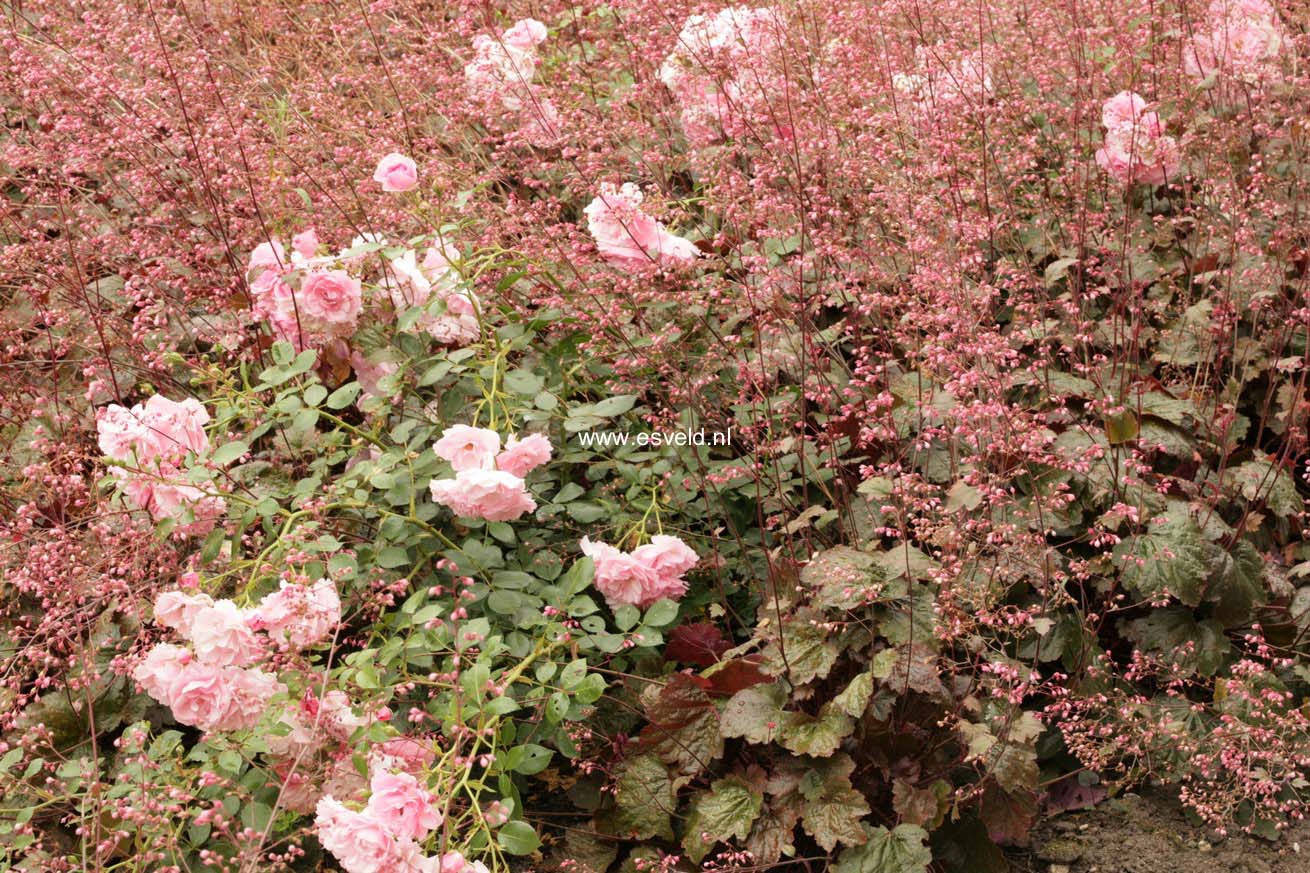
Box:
left=379, top=238, right=482, bottom=347
left=584, top=182, right=700, bottom=269
left=96, top=395, right=226, bottom=531
left=314, top=770, right=460, bottom=873
left=658, top=6, right=784, bottom=146
left=1184, top=0, right=1284, bottom=83
left=428, top=425, right=551, bottom=522
left=133, top=578, right=341, bottom=731
left=581, top=534, right=699, bottom=608
left=463, top=18, right=560, bottom=146
left=246, top=225, right=481, bottom=389
left=1095, top=90, right=1181, bottom=186
left=247, top=234, right=363, bottom=349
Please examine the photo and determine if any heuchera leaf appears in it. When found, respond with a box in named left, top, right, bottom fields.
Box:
left=681, top=775, right=764, bottom=863
left=979, top=784, right=1037, bottom=846
left=834, top=823, right=933, bottom=873
left=665, top=622, right=731, bottom=667
left=802, top=545, right=885, bottom=609
left=778, top=705, right=854, bottom=758
left=638, top=673, right=723, bottom=774
left=801, top=779, right=871, bottom=852
left=762, top=611, right=839, bottom=684
left=720, top=682, right=786, bottom=745
left=612, top=754, right=675, bottom=841
left=1113, top=503, right=1208, bottom=605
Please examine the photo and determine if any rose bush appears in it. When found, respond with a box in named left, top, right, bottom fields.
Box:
left=2, top=1, right=1310, bottom=872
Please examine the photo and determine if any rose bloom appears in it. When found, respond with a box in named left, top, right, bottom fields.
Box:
left=213, top=667, right=285, bottom=731
left=364, top=771, right=442, bottom=841
left=584, top=182, right=700, bottom=269
left=166, top=663, right=281, bottom=732
left=439, top=852, right=491, bottom=873
left=1184, top=0, right=1283, bottom=81
left=1095, top=91, right=1179, bottom=186
left=298, top=270, right=362, bottom=330
left=372, top=152, right=418, bottom=192
left=580, top=538, right=663, bottom=608
left=315, top=797, right=405, bottom=873
left=188, top=599, right=261, bottom=667
left=253, top=578, right=342, bottom=649
left=582, top=535, right=698, bottom=608
left=292, top=228, right=320, bottom=259
left=433, top=425, right=501, bottom=472
left=133, top=643, right=191, bottom=702
left=429, top=469, right=536, bottom=522
left=495, top=433, right=552, bottom=477
left=248, top=239, right=287, bottom=273
left=153, top=590, right=214, bottom=636
left=98, top=395, right=210, bottom=462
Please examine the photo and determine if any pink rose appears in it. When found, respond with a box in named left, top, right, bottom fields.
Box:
left=495, top=433, right=552, bottom=477
left=429, top=469, right=536, bottom=522
left=582, top=535, right=698, bottom=608
left=292, top=229, right=320, bottom=259
left=1095, top=91, right=1180, bottom=186
left=189, top=600, right=261, bottom=667
left=96, top=404, right=147, bottom=461
left=438, top=853, right=491, bottom=873
left=253, top=578, right=342, bottom=649
left=584, top=183, right=700, bottom=269
left=1185, top=0, right=1283, bottom=81
left=503, top=18, right=548, bottom=51
left=213, top=667, right=284, bottom=731
left=580, top=538, right=662, bottom=608
left=433, top=425, right=501, bottom=472
left=166, top=662, right=232, bottom=730
left=133, top=643, right=191, bottom=702
left=299, top=270, right=362, bottom=330
left=365, top=771, right=442, bottom=841
left=373, top=153, right=418, bottom=192
left=315, top=797, right=404, bottom=873
left=153, top=590, right=214, bottom=636
left=248, top=239, right=287, bottom=273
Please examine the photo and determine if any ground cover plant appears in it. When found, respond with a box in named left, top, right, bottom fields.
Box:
left=1, top=0, right=1310, bottom=870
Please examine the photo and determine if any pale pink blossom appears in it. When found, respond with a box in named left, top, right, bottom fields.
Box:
left=1185, top=0, right=1284, bottom=82
left=248, top=239, right=287, bottom=273
left=253, top=578, right=342, bottom=649
left=365, top=771, right=442, bottom=841
left=292, top=229, right=320, bottom=259
left=434, top=425, right=501, bottom=472
left=314, top=797, right=405, bottom=873
left=429, top=469, right=536, bottom=522
left=584, top=183, right=700, bottom=269
left=503, top=18, right=548, bottom=51
left=495, top=433, right=552, bottom=477
left=216, top=667, right=285, bottom=730
left=188, top=599, right=261, bottom=667
left=98, top=395, right=210, bottom=462
left=350, top=352, right=401, bottom=404
left=372, top=153, right=418, bottom=192
left=298, top=270, right=363, bottom=331
left=1095, top=91, right=1180, bottom=186
left=581, top=535, right=698, bottom=608
left=152, top=590, right=214, bottom=636
left=132, top=643, right=191, bottom=702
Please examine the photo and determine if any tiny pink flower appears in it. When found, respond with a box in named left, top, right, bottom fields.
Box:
left=372, top=152, right=418, bottom=192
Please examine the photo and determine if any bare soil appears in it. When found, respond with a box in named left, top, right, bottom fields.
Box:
left=1008, top=787, right=1310, bottom=873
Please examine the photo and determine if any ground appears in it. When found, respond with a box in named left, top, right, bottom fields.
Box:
left=1010, top=787, right=1310, bottom=873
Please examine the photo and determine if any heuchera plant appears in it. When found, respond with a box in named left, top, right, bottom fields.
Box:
left=3, top=1, right=1310, bottom=872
